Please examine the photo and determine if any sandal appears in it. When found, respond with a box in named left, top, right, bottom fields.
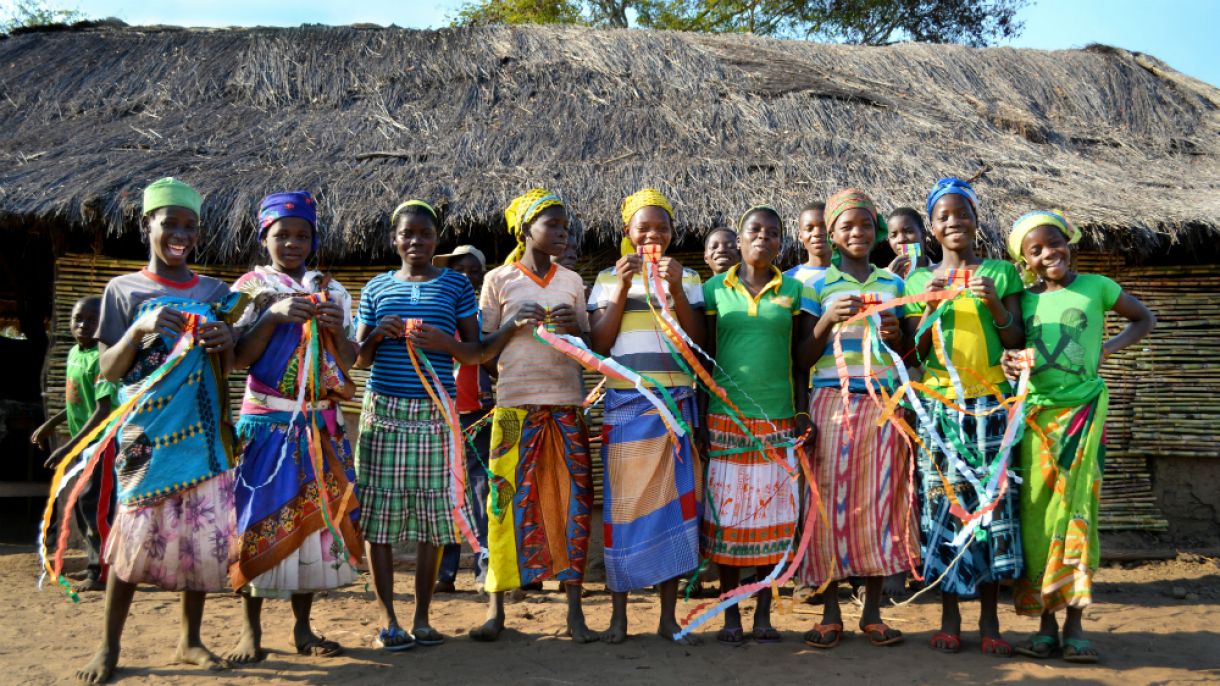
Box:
left=752, top=627, right=782, bottom=644
left=1015, top=633, right=1059, bottom=659
left=803, top=623, right=843, bottom=649
left=375, top=626, right=416, bottom=652
left=929, top=631, right=961, bottom=654
left=861, top=623, right=904, bottom=647
left=980, top=636, right=1013, bottom=657
left=295, top=637, right=343, bottom=658
left=412, top=626, right=446, bottom=647
left=1062, top=637, right=1100, bottom=664
left=716, top=627, right=747, bottom=647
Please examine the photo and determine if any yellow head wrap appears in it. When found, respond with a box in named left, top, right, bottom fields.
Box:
left=1008, top=209, right=1080, bottom=283
left=619, top=188, right=674, bottom=257
left=503, top=188, right=564, bottom=265
left=390, top=199, right=437, bottom=227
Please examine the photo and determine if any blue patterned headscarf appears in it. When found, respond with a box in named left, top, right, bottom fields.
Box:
left=925, top=177, right=979, bottom=219
left=258, top=191, right=318, bottom=250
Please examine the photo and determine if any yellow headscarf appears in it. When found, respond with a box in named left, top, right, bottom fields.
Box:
left=1008, top=209, right=1080, bottom=284
left=504, top=188, right=564, bottom=265
left=619, top=188, right=674, bottom=256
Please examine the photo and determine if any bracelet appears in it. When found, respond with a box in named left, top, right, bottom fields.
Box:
left=995, top=311, right=1015, bottom=329
left=794, top=412, right=811, bottom=421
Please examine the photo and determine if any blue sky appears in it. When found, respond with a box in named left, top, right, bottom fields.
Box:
left=46, top=0, right=1220, bottom=85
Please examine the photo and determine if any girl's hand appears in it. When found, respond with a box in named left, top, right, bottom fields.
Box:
left=374, top=315, right=404, bottom=340
left=548, top=303, right=580, bottom=334
left=615, top=254, right=642, bottom=287
left=198, top=321, right=235, bottom=353
left=135, top=306, right=186, bottom=339
left=925, top=274, right=949, bottom=292
left=314, top=300, right=346, bottom=335
left=968, top=275, right=999, bottom=305
left=794, top=412, right=813, bottom=440
left=268, top=296, right=314, bottom=325
left=999, top=350, right=1022, bottom=381
left=887, top=255, right=911, bottom=278
left=30, top=422, right=53, bottom=449
left=406, top=322, right=455, bottom=353
left=44, top=444, right=69, bottom=469
left=878, top=310, right=901, bottom=344
left=826, top=296, right=861, bottom=324
left=657, top=256, right=685, bottom=288
left=514, top=302, right=546, bottom=329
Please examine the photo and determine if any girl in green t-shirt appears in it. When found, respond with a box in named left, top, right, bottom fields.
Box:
left=1002, top=210, right=1154, bottom=664
left=904, top=177, right=1026, bottom=657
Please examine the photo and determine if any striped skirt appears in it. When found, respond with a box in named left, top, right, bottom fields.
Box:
left=700, top=414, right=799, bottom=567
left=799, top=387, right=918, bottom=585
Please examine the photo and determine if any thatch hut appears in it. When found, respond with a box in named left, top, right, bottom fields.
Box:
left=1, top=23, right=1218, bottom=545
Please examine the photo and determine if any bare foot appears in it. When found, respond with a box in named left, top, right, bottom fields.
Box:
left=76, top=644, right=118, bottom=684
left=175, top=643, right=230, bottom=671
left=601, top=614, right=628, bottom=644
left=469, top=617, right=505, bottom=643
left=566, top=617, right=600, bottom=644
left=74, top=578, right=107, bottom=593
left=659, top=617, right=701, bottom=646
left=223, top=626, right=265, bottom=664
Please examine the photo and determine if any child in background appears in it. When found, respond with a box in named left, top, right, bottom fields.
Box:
left=904, top=178, right=1025, bottom=656
left=887, top=207, right=931, bottom=279
left=703, top=227, right=741, bottom=275
left=76, top=178, right=243, bottom=684
left=701, top=205, right=813, bottom=646
left=785, top=202, right=830, bottom=284
left=798, top=188, right=915, bottom=650
left=32, top=296, right=117, bottom=592
left=471, top=188, right=598, bottom=644
left=226, top=191, right=363, bottom=662
left=588, top=189, right=705, bottom=645
left=1003, top=210, right=1154, bottom=664
left=353, top=200, right=483, bottom=651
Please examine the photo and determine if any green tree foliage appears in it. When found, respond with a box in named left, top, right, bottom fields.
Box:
left=0, top=0, right=85, bottom=33
left=451, top=0, right=1027, bottom=46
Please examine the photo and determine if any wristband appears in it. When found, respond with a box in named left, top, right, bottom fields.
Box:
left=995, top=311, right=1015, bottom=329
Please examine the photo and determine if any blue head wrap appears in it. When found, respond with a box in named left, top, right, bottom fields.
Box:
left=258, top=191, right=318, bottom=251
left=925, top=177, right=979, bottom=219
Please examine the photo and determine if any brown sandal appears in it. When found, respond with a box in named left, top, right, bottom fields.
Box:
left=861, top=622, right=904, bottom=646
left=803, top=623, right=844, bottom=649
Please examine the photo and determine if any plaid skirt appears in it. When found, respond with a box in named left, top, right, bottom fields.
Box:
left=355, top=391, right=476, bottom=546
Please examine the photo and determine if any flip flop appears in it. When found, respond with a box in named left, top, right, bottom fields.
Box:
left=295, top=637, right=343, bottom=658
left=981, top=636, right=1013, bottom=657
left=412, top=626, right=446, bottom=647
left=1015, top=633, right=1059, bottom=659
left=375, top=626, right=416, bottom=652
left=929, top=631, right=961, bottom=654
left=803, top=623, right=843, bottom=649
left=862, top=623, right=904, bottom=647
left=752, top=627, right=782, bottom=644
left=717, top=627, right=747, bottom=647
left=1062, top=637, right=1100, bottom=664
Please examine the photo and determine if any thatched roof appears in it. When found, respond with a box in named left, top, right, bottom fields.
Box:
left=1, top=23, right=1217, bottom=260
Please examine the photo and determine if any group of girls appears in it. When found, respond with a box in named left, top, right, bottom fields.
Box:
left=54, top=175, right=1152, bottom=685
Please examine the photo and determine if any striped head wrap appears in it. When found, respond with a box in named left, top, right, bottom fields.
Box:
left=390, top=199, right=438, bottom=226
left=1008, top=210, right=1079, bottom=283
left=504, top=188, right=564, bottom=265
left=619, top=188, right=674, bottom=256
left=925, top=177, right=979, bottom=219
left=825, top=187, right=887, bottom=237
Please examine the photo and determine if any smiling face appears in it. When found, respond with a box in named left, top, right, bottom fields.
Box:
left=1021, top=224, right=1073, bottom=283
left=70, top=300, right=100, bottom=348
left=524, top=205, right=570, bottom=258
left=263, top=216, right=314, bottom=275
left=626, top=205, right=674, bottom=255
left=144, top=206, right=199, bottom=268
left=929, top=194, right=977, bottom=253
left=738, top=210, right=782, bottom=266
left=887, top=212, right=923, bottom=253
left=704, top=229, right=740, bottom=274
left=392, top=213, right=439, bottom=267
left=797, top=208, right=829, bottom=260
left=829, top=207, right=877, bottom=261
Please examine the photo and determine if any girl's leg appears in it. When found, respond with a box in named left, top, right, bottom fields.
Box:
left=176, top=590, right=229, bottom=670
left=860, top=576, right=902, bottom=643
left=977, top=582, right=1011, bottom=655
left=367, top=542, right=402, bottom=633
left=803, top=580, right=843, bottom=647
left=470, top=590, right=506, bottom=641
left=76, top=576, right=137, bottom=684
left=603, top=591, right=629, bottom=644
left=752, top=566, right=778, bottom=641
left=719, top=564, right=743, bottom=638
left=1017, top=609, right=1061, bottom=658
left=224, top=594, right=265, bottom=663
left=658, top=577, right=700, bottom=645
left=1062, top=607, right=1099, bottom=660
left=565, top=582, right=598, bottom=644
left=291, top=592, right=341, bottom=656
left=413, top=542, right=440, bottom=634
left=933, top=592, right=962, bottom=649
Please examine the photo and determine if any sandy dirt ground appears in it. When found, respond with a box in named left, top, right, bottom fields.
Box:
left=4, top=545, right=1218, bottom=685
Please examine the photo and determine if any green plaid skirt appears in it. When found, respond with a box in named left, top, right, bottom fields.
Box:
left=355, top=391, right=476, bottom=546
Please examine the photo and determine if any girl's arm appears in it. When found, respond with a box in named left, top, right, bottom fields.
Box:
left=478, top=303, right=544, bottom=364
left=792, top=312, right=815, bottom=433
left=589, top=257, right=639, bottom=356
left=406, top=315, right=482, bottom=365
left=43, top=396, right=112, bottom=468
left=661, top=258, right=706, bottom=349
left=233, top=296, right=314, bottom=370
left=1104, top=292, right=1156, bottom=361
left=99, top=307, right=186, bottom=382
left=995, top=292, right=1024, bottom=350
left=355, top=316, right=404, bottom=369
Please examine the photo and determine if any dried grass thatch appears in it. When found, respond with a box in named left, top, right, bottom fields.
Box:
left=0, top=23, right=1217, bottom=261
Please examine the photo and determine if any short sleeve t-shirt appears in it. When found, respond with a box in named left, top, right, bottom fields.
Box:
left=806, top=265, right=905, bottom=393
left=481, top=262, right=590, bottom=407
left=784, top=264, right=827, bottom=286
left=357, top=269, right=478, bottom=399
left=587, top=266, right=704, bottom=390
left=1021, top=274, right=1123, bottom=408
left=704, top=265, right=807, bottom=419
left=903, top=259, right=1022, bottom=399
left=97, top=270, right=233, bottom=348
left=63, top=345, right=118, bottom=435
